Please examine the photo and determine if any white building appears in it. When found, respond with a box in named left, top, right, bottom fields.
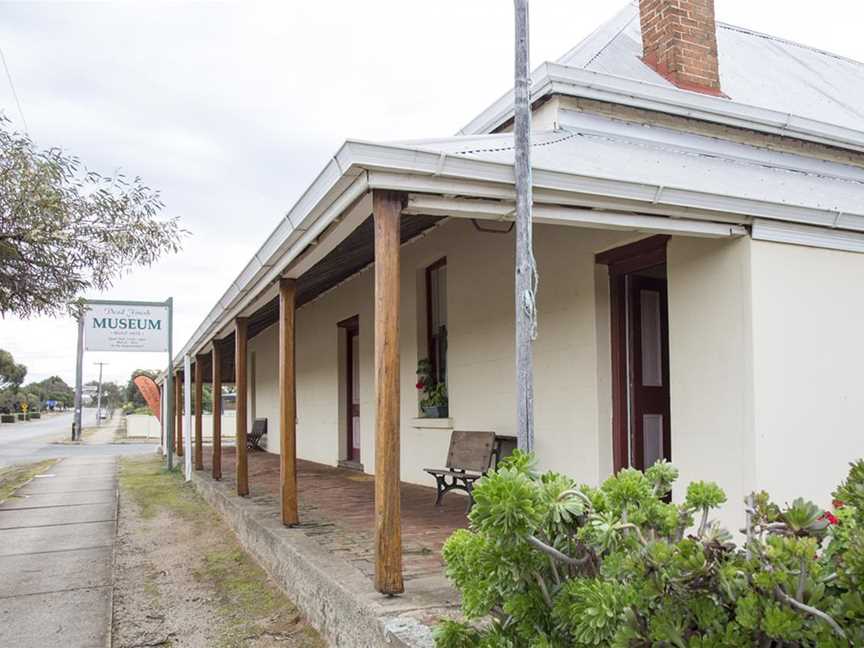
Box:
left=165, top=0, right=864, bottom=593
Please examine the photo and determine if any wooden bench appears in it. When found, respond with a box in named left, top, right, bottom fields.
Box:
left=248, top=417, right=267, bottom=450
left=425, top=430, right=496, bottom=511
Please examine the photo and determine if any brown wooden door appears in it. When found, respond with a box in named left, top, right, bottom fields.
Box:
left=627, top=275, right=671, bottom=471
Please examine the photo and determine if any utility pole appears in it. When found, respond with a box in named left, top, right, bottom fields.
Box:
left=514, top=0, right=537, bottom=452
left=94, top=362, right=107, bottom=426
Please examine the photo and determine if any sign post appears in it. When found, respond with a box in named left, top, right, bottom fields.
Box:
left=183, top=354, right=192, bottom=481
left=73, top=315, right=85, bottom=440
left=73, top=298, right=174, bottom=467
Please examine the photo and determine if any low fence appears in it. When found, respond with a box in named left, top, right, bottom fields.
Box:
left=126, top=413, right=237, bottom=440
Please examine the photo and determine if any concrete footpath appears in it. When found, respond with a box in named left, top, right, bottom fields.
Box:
left=0, top=456, right=118, bottom=647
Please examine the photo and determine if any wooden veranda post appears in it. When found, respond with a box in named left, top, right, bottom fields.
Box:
left=235, top=317, right=250, bottom=497
left=194, top=357, right=204, bottom=471
left=373, top=189, right=404, bottom=595
left=279, top=278, right=299, bottom=526
left=175, top=371, right=184, bottom=457
left=211, top=342, right=222, bottom=481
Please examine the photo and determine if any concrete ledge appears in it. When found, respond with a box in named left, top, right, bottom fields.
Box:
left=191, top=471, right=437, bottom=648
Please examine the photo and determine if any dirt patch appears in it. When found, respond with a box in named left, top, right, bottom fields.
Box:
left=113, top=456, right=326, bottom=648
left=0, top=459, right=57, bottom=503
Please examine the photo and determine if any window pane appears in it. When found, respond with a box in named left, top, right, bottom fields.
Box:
left=640, top=289, right=663, bottom=387
left=427, top=262, right=447, bottom=386
left=643, top=414, right=664, bottom=468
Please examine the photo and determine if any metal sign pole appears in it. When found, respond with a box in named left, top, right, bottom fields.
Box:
left=183, top=353, right=192, bottom=481
left=73, top=314, right=85, bottom=440
left=166, top=297, right=175, bottom=471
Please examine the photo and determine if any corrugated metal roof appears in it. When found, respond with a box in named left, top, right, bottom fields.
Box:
left=558, top=3, right=864, bottom=133
left=404, top=111, right=864, bottom=219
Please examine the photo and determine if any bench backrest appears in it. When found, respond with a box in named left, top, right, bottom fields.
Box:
left=250, top=418, right=267, bottom=439
left=446, top=430, right=496, bottom=473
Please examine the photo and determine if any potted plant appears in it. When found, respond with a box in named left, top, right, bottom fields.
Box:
left=416, top=358, right=449, bottom=418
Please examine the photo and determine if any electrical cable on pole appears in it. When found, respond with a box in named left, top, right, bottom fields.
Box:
left=514, top=0, right=538, bottom=452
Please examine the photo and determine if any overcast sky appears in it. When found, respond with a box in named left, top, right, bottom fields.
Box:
left=1, top=0, right=862, bottom=388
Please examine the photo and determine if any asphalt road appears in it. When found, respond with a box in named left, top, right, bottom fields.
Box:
left=0, top=408, right=155, bottom=468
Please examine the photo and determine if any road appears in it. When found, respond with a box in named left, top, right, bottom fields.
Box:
left=0, top=408, right=155, bottom=468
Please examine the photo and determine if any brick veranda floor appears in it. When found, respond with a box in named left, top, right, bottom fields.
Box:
left=202, top=447, right=468, bottom=584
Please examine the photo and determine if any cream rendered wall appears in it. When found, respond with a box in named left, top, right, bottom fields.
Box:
left=128, top=413, right=236, bottom=440
left=247, top=324, right=280, bottom=453
left=294, top=270, right=375, bottom=468
left=750, top=241, right=864, bottom=509
left=271, top=217, right=636, bottom=487
left=667, top=237, right=754, bottom=533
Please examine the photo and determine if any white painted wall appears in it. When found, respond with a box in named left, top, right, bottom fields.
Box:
left=127, top=414, right=162, bottom=438
left=667, top=237, right=754, bottom=533
left=254, top=217, right=638, bottom=486
left=253, top=215, right=863, bottom=537
left=128, top=412, right=236, bottom=440
left=750, top=240, right=864, bottom=509
left=248, top=324, right=280, bottom=452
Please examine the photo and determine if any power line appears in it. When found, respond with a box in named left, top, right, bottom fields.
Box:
left=0, top=45, right=28, bottom=133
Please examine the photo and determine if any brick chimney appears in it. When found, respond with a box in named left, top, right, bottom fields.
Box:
left=639, top=0, right=722, bottom=96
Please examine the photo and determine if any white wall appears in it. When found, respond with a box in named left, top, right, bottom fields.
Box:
left=127, top=414, right=162, bottom=439
left=131, top=412, right=236, bottom=440
left=750, top=240, right=864, bottom=509
left=262, top=217, right=638, bottom=486
left=248, top=324, right=280, bottom=452
left=667, top=237, right=754, bottom=533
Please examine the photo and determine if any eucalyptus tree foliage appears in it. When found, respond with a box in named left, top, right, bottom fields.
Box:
left=0, top=348, right=26, bottom=389
left=437, top=453, right=864, bottom=647
left=0, top=117, right=184, bottom=317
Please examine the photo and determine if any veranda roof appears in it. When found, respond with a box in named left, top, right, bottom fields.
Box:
left=172, top=111, right=864, bottom=368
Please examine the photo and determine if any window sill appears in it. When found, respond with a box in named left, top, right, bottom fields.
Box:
left=410, top=417, right=453, bottom=430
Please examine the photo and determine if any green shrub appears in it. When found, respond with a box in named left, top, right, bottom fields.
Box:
left=0, top=414, right=14, bottom=423
left=437, top=452, right=864, bottom=647
left=28, top=411, right=41, bottom=419
left=16, top=413, right=25, bottom=421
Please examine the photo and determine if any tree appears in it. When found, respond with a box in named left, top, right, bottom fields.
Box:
left=0, top=348, right=26, bottom=389
left=20, top=375, right=74, bottom=410
left=0, top=117, right=184, bottom=318
left=100, top=382, right=123, bottom=409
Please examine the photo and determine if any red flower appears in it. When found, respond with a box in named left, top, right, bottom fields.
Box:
left=820, top=511, right=839, bottom=525
left=416, top=381, right=425, bottom=390
left=833, top=499, right=845, bottom=509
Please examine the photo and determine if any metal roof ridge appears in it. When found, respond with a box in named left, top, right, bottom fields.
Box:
left=555, top=2, right=637, bottom=68
left=716, top=21, right=864, bottom=68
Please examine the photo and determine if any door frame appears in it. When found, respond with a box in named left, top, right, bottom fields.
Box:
left=596, top=236, right=670, bottom=473
left=338, top=315, right=360, bottom=463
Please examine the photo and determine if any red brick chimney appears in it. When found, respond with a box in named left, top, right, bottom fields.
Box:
left=639, top=0, right=722, bottom=96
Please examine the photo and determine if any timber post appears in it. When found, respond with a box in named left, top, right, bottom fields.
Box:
left=175, top=370, right=183, bottom=457
left=212, top=341, right=222, bottom=481
left=235, top=317, right=250, bottom=496
left=373, top=189, right=404, bottom=595
left=194, top=356, right=204, bottom=471
left=279, top=278, right=299, bottom=526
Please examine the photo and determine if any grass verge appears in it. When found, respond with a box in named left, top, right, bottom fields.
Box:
left=119, top=456, right=324, bottom=647
left=0, top=459, right=58, bottom=503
